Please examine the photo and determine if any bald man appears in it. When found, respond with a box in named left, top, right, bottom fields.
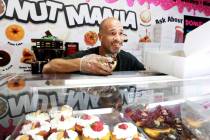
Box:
left=42, top=17, right=145, bottom=75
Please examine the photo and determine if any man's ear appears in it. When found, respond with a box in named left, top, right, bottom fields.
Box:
left=98, top=32, right=102, bottom=41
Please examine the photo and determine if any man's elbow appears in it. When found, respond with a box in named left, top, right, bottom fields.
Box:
left=42, top=63, right=51, bottom=74
left=42, top=60, right=57, bottom=74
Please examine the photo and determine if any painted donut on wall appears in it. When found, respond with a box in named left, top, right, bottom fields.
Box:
left=20, top=48, right=36, bottom=64
left=84, top=31, right=98, bottom=46
left=5, top=24, right=25, bottom=41
left=0, top=50, right=11, bottom=67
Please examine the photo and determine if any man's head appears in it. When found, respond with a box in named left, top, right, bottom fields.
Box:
left=98, top=17, right=124, bottom=55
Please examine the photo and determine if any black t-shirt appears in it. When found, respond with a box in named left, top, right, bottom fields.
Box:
left=65, top=46, right=145, bottom=71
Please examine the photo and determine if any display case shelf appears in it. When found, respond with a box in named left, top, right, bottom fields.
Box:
left=1, top=71, right=210, bottom=139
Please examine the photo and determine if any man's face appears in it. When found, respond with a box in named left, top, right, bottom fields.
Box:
left=99, top=20, right=124, bottom=55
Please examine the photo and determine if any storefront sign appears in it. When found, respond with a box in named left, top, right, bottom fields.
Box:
left=1, top=0, right=137, bottom=30
left=184, top=15, right=209, bottom=40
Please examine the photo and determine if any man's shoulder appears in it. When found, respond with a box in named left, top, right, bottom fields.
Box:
left=117, top=50, right=145, bottom=71
left=86, top=46, right=99, bottom=53
left=119, top=50, right=135, bottom=58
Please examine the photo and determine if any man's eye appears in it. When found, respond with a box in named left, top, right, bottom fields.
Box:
left=111, top=32, right=116, bottom=35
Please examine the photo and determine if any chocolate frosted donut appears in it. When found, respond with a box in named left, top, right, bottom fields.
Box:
left=0, top=50, right=11, bottom=67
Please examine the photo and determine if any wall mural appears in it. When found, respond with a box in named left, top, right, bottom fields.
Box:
left=92, top=0, right=210, bottom=16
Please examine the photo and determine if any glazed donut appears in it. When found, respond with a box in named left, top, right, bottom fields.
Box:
left=7, top=78, right=25, bottom=90
left=5, top=24, right=25, bottom=41
left=184, top=117, right=203, bottom=128
left=0, top=50, right=11, bottom=67
left=143, top=127, right=173, bottom=139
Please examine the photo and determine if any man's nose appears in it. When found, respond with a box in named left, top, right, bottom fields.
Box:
left=114, top=34, right=123, bottom=41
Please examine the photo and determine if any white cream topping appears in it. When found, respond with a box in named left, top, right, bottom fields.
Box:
left=48, top=130, right=78, bottom=140
left=83, top=124, right=109, bottom=139
left=50, top=117, right=76, bottom=131
left=61, top=105, right=73, bottom=112
left=125, top=135, right=147, bottom=140
left=76, top=114, right=100, bottom=127
left=49, top=107, right=60, bottom=119
left=20, top=121, right=51, bottom=135
left=25, top=112, right=50, bottom=122
left=113, top=122, right=138, bottom=139
left=49, top=105, right=73, bottom=119
left=15, top=135, right=44, bottom=140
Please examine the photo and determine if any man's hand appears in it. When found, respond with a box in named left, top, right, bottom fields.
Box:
left=80, top=54, right=113, bottom=75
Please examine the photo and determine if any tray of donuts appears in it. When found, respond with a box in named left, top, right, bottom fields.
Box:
left=123, top=103, right=198, bottom=140
left=8, top=105, right=149, bottom=140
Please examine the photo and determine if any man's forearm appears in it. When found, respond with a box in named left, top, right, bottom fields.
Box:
left=43, top=54, right=113, bottom=75
left=43, top=58, right=81, bottom=73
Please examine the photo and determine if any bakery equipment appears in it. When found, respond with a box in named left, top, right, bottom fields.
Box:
left=64, top=42, right=79, bottom=56
left=31, top=31, right=64, bottom=74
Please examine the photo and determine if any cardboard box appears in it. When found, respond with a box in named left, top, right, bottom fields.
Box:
left=184, top=21, right=210, bottom=56
left=144, top=21, right=210, bottom=78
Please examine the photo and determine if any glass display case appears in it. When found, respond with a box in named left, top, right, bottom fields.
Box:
left=1, top=71, right=210, bottom=139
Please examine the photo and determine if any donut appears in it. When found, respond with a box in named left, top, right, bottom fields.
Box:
left=20, top=48, right=36, bottom=63
left=0, top=50, right=11, bottom=67
left=184, top=117, right=203, bottom=128
left=7, top=78, right=25, bottom=90
left=143, top=127, right=173, bottom=139
left=5, top=24, right=25, bottom=41
left=84, top=31, right=98, bottom=46
left=107, top=57, right=117, bottom=71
